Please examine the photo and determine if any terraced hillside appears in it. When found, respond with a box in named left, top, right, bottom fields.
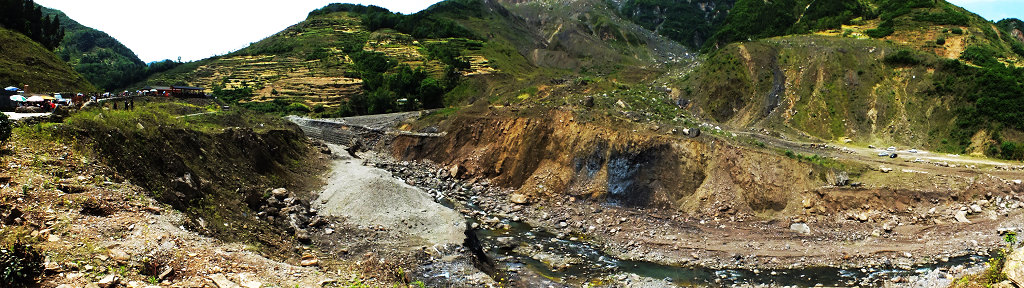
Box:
left=144, top=8, right=495, bottom=111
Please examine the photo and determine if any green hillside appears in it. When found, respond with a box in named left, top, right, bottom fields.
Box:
left=41, top=7, right=147, bottom=91
left=0, top=26, right=95, bottom=92
left=676, top=0, right=1024, bottom=159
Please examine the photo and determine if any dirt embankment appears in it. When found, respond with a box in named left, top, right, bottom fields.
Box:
left=69, top=122, right=325, bottom=257
left=392, top=110, right=821, bottom=216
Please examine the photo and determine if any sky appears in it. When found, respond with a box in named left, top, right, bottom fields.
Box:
left=33, top=0, right=445, bottom=63
left=30, top=0, right=1024, bottom=64
left=947, top=0, right=1024, bottom=23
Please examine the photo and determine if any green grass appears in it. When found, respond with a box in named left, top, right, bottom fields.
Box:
left=0, top=26, right=95, bottom=92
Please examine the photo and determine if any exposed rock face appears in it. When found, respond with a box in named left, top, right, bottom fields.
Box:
left=1012, top=29, right=1024, bottom=44
left=391, top=110, right=820, bottom=214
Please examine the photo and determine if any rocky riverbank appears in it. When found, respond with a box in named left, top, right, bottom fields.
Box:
left=366, top=149, right=1018, bottom=287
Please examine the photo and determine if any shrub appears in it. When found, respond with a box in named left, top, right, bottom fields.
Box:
left=951, top=27, right=964, bottom=34
left=960, top=46, right=1000, bottom=67
left=884, top=50, right=921, bottom=66
left=936, top=36, right=946, bottom=45
left=0, top=243, right=43, bottom=287
left=0, top=113, right=11, bottom=144
left=866, top=20, right=895, bottom=38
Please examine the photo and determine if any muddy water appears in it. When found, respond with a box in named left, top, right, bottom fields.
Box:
left=468, top=206, right=986, bottom=287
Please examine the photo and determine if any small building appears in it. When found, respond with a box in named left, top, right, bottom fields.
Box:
left=143, top=85, right=208, bottom=98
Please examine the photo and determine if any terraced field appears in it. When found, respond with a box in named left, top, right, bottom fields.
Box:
left=145, top=12, right=497, bottom=108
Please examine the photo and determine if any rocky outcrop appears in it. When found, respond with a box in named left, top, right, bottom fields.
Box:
left=1004, top=248, right=1024, bottom=286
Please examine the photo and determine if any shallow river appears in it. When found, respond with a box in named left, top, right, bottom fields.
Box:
left=467, top=204, right=985, bottom=287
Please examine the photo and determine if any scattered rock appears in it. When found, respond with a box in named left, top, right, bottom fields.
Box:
left=790, top=223, right=811, bottom=235
left=158, top=266, right=173, bottom=280
left=883, top=222, right=896, bottom=233
left=209, top=274, right=241, bottom=288
left=300, top=258, right=319, bottom=267
left=955, top=210, right=971, bottom=223
left=616, top=99, right=628, bottom=109
left=495, top=237, right=518, bottom=249
left=271, top=188, right=289, bottom=198
left=802, top=198, right=814, bottom=209
left=108, top=248, right=130, bottom=262
left=856, top=212, right=869, bottom=222
left=96, top=274, right=120, bottom=288
left=300, top=254, right=319, bottom=267
left=971, top=204, right=983, bottom=214
left=509, top=193, right=530, bottom=205
left=449, top=165, right=465, bottom=179
left=44, top=261, right=61, bottom=272
left=235, top=273, right=263, bottom=288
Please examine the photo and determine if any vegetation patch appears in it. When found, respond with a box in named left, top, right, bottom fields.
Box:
left=0, top=242, right=43, bottom=287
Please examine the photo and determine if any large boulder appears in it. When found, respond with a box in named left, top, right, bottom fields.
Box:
left=1004, top=248, right=1024, bottom=286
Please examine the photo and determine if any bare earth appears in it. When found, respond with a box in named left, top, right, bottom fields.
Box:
left=315, top=144, right=466, bottom=247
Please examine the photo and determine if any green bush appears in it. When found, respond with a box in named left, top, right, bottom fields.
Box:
left=951, top=27, right=964, bottom=34
left=0, top=243, right=43, bottom=287
left=936, top=36, right=946, bottom=45
left=0, top=113, right=11, bottom=144
left=960, top=46, right=1001, bottom=67
left=884, top=50, right=920, bottom=66
left=866, top=20, right=895, bottom=38
left=1000, top=141, right=1024, bottom=160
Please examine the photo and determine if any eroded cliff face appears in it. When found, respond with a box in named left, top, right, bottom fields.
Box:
left=392, top=110, right=821, bottom=215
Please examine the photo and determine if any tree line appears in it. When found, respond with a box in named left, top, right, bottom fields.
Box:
left=0, top=0, right=63, bottom=50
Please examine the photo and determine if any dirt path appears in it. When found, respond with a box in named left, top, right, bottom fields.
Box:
left=315, top=144, right=466, bottom=247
